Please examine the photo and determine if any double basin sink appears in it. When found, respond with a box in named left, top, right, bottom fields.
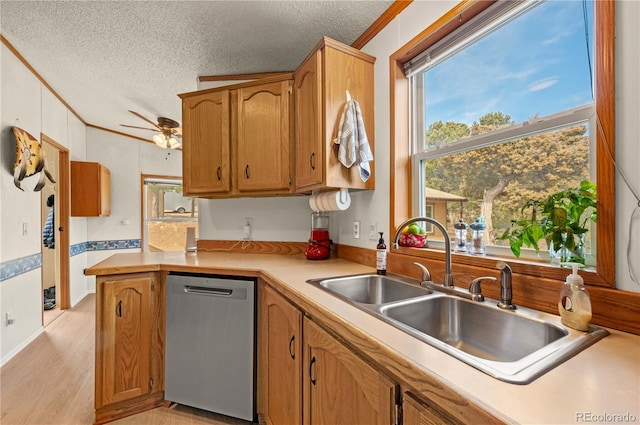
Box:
left=306, top=273, right=609, bottom=384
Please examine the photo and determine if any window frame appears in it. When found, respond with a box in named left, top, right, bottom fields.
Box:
left=389, top=0, right=615, bottom=288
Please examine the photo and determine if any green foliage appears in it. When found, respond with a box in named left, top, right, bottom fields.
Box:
left=498, top=181, right=597, bottom=261
left=424, top=113, right=590, bottom=249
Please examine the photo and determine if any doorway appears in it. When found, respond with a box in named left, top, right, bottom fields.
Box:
left=40, top=134, right=70, bottom=326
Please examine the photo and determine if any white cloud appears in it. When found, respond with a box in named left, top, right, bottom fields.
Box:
left=529, top=77, right=559, bottom=92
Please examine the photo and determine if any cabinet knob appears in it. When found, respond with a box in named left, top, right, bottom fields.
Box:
left=244, top=164, right=250, bottom=179
left=310, top=153, right=316, bottom=170
left=216, top=166, right=222, bottom=181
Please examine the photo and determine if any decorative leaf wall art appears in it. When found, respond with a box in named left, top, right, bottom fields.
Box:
left=12, top=127, right=56, bottom=191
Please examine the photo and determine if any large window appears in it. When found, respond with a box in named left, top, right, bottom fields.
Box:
left=409, top=1, right=596, bottom=264
left=390, top=0, right=615, bottom=287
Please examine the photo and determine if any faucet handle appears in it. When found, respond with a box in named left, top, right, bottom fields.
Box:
left=412, top=262, right=432, bottom=285
left=468, top=276, right=497, bottom=302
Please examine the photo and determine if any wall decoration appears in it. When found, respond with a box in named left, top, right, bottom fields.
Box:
left=12, top=126, right=56, bottom=191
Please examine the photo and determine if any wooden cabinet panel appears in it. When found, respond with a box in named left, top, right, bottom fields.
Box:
left=403, top=392, right=461, bottom=425
left=295, top=50, right=324, bottom=190
left=71, top=161, right=110, bottom=216
left=95, top=273, right=155, bottom=410
left=260, top=285, right=303, bottom=425
left=237, top=80, right=292, bottom=192
left=181, top=90, right=230, bottom=196
left=294, top=37, right=376, bottom=192
left=303, top=319, right=396, bottom=425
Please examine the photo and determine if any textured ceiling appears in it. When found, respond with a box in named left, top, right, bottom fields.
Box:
left=1, top=0, right=392, bottom=142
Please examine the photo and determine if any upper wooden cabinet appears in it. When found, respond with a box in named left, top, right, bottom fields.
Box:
left=179, top=74, right=293, bottom=198
left=294, top=37, right=376, bottom=192
left=181, top=89, right=230, bottom=196
left=236, top=80, right=293, bottom=193
left=71, top=161, right=111, bottom=216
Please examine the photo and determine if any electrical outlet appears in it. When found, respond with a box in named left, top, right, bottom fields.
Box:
left=244, top=218, right=253, bottom=240
left=6, top=312, right=15, bottom=326
left=369, top=222, right=377, bottom=240
left=353, top=221, right=361, bottom=239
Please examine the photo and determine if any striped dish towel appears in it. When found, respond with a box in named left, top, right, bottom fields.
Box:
left=333, top=99, right=373, bottom=182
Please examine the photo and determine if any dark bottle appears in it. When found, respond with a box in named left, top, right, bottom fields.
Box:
left=376, top=232, right=387, bottom=275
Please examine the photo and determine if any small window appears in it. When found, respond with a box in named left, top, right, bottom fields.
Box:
left=409, top=0, right=596, bottom=265
left=142, top=177, right=198, bottom=252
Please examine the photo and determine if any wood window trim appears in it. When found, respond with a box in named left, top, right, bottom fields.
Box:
left=389, top=0, right=615, bottom=288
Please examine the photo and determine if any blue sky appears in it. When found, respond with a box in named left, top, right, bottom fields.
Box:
left=425, top=0, right=595, bottom=128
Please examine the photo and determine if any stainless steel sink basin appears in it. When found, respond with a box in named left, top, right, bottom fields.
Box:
left=307, top=274, right=431, bottom=304
left=307, top=273, right=609, bottom=384
left=380, top=296, right=567, bottom=362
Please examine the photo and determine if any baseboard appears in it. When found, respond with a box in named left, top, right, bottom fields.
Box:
left=0, top=326, right=45, bottom=367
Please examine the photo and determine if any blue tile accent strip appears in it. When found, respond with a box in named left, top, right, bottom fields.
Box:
left=86, top=239, right=141, bottom=251
left=0, top=239, right=141, bottom=282
left=70, top=242, right=88, bottom=256
left=0, top=253, right=42, bottom=281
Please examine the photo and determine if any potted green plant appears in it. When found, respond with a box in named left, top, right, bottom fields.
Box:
left=499, top=181, right=597, bottom=264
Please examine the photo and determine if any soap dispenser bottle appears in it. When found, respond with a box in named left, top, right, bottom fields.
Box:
left=558, top=263, right=592, bottom=331
left=376, top=232, right=387, bottom=275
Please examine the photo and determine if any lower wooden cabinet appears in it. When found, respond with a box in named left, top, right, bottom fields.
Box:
left=403, top=392, right=461, bottom=425
left=260, top=284, right=303, bottom=425
left=303, top=318, right=397, bottom=425
left=95, top=272, right=165, bottom=423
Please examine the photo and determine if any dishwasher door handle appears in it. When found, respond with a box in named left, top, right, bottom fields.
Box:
left=184, top=285, right=233, bottom=297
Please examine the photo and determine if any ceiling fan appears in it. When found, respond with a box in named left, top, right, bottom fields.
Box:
left=120, top=110, right=182, bottom=149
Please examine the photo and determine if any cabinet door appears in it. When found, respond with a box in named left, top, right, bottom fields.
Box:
left=237, top=80, right=292, bottom=192
left=71, top=161, right=111, bottom=216
left=403, top=392, right=461, bottom=425
left=261, top=285, right=303, bottom=425
left=303, top=319, right=396, bottom=425
left=96, top=275, right=153, bottom=408
left=294, top=50, right=323, bottom=190
left=182, top=90, right=230, bottom=196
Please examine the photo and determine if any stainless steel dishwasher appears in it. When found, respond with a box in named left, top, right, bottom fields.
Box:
left=165, top=273, right=256, bottom=421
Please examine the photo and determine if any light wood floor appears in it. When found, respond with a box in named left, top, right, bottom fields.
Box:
left=1, top=294, right=252, bottom=425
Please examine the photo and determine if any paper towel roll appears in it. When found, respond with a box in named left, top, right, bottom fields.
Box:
left=185, top=227, right=197, bottom=252
left=309, top=189, right=351, bottom=211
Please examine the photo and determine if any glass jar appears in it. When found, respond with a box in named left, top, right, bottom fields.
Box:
left=453, top=219, right=468, bottom=253
left=469, top=219, right=486, bottom=255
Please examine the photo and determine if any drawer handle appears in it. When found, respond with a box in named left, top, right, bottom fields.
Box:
left=117, top=300, right=122, bottom=318
left=216, top=166, right=222, bottom=181
left=288, top=335, right=295, bottom=360
left=244, top=164, right=250, bottom=179
left=310, top=153, right=316, bottom=170
left=309, top=356, right=316, bottom=386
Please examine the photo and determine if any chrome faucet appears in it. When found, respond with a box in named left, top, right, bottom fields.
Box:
left=496, top=261, right=516, bottom=310
left=393, top=217, right=453, bottom=287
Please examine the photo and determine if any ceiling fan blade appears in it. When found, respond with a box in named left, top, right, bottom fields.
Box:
left=128, top=110, right=160, bottom=129
left=120, top=124, right=158, bottom=132
left=173, top=127, right=182, bottom=136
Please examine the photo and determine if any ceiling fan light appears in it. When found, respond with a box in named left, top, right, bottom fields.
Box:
left=153, top=133, right=167, bottom=148
left=168, top=137, right=181, bottom=149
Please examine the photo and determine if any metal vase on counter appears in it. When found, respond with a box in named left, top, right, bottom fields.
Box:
left=305, top=212, right=332, bottom=260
